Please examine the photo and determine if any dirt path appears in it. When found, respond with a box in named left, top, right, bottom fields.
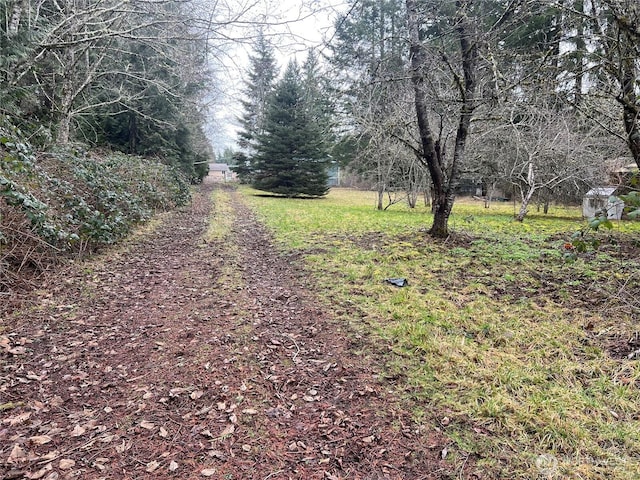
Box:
left=1, top=179, right=457, bottom=480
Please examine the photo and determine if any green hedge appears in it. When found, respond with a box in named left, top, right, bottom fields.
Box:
left=1, top=117, right=190, bottom=260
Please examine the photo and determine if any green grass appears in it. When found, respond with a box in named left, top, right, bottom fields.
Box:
left=241, top=187, right=640, bottom=479
left=206, top=187, right=242, bottom=291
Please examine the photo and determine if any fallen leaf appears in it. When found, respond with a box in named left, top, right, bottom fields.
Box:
left=201, top=468, right=217, bottom=476
left=25, top=464, right=52, bottom=479
left=5, top=411, right=31, bottom=426
left=242, top=408, right=258, bottom=415
left=169, top=460, right=179, bottom=472
left=441, top=448, right=448, bottom=460
left=7, top=444, right=27, bottom=464
left=103, top=406, right=113, bottom=414
left=41, top=450, right=59, bottom=461
left=115, top=440, right=131, bottom=453
left=70, top=425, right=86, bottom=437
left=220, top=424, right=234, bottom=436
left=142, top=392, right=153, bottom=400
left=362, top=435, right=375, bottom=443
left=190, top=390, right=204, bottom=400
left=8, top=346, right=27, bottom=355
left=140, top=420, right=155, bottom=430
left=241, top=444, right=251, bottom=452
left=59, top=458, right=75, bottom=469
left=169, top=387, right=187, bottom=397
left=146, top=461, right=160, bottom=472
left=29, top=435, right=53, bottom=445
left=159, top=427, right=169, bottom=438
left=209, top=450, right=226, bottom=460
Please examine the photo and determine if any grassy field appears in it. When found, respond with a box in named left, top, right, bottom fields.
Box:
left=240, top=187, right=640, bottom=479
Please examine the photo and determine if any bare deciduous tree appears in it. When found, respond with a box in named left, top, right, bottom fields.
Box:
left=406, top=0, right=480, bottom=237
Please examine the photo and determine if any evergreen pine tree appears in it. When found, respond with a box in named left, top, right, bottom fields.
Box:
left=252, top=60, right=329, bottom=197
left=237, top=31, right=279, bottom=152
left=301, top=50, right=335, bottom=151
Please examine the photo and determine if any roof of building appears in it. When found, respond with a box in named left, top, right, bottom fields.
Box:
left=209, top=163, right=230, bottom=172
left=585, top=187, right=618, bottom=197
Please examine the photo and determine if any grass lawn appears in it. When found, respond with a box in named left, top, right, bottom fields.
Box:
left=241, top=187, right=640, bottom=479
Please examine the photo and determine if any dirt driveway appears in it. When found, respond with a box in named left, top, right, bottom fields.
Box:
left=1, top=179, right=460, bottom=479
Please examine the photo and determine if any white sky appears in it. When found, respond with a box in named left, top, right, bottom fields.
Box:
left=206, top=0, right=348, bottom=152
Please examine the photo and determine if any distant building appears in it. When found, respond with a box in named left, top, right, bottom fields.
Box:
left=208, top=163, right=235, bottom=182
left=327, top=164, right=341, bottom=187
left=583, top=187, right=624, bottom=220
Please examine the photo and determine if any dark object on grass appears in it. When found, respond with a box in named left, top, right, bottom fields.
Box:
left=385, top=278, right=408, bottom=287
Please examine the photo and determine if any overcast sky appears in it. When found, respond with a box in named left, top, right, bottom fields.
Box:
left=206, top=0, right=348, bottom=152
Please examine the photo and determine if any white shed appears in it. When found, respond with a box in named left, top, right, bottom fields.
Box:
left=582, top=187, right=624, bottom=220
left=208, top=163, right=234, bottom=182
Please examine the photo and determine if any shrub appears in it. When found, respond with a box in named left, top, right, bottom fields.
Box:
left=1, top=116, right=191, bottom=291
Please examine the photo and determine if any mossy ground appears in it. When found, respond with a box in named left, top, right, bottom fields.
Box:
left=242, top=187, right=640, bottom=479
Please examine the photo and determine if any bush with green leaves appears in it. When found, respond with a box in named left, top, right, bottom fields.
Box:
left=1, top=116, right=191, bottom=286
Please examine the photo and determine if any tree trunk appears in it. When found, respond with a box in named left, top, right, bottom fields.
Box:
left=407, top=163, right=418, bottom=208
left=55, top=51, right=75, bottom=144
left=516, top=186, right=536, bottom=222
left=128, top=112, right=138, bottom=153
left=407, top=190, right=418, bottom=208
left=377, top=185, right=384, bottom=210
left=8, top=0, right=25, bottom=35
left=484, top=182, right=496, bottom=209
left=431, top=191, right=455, bottom=236
left=406, top=0, right=477, bottom=237
left=407, top=0, right=450, bottom=237
left=515, top=162, right=535, bottom=221
left=573, top=0, right=586, bottom=107
left=423, top=188, right=431, bottom=207
left=56, top=114, right=71, bottom=144
left=620, top=50, right=640, bottom=169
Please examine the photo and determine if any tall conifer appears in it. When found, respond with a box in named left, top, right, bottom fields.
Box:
left=252, top=61, right=329, bottom=197
left=237, top=31, right=279, bottom=153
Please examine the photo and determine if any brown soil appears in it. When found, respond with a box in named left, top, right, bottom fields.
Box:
left=1, top=179, right=460, bottom=480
